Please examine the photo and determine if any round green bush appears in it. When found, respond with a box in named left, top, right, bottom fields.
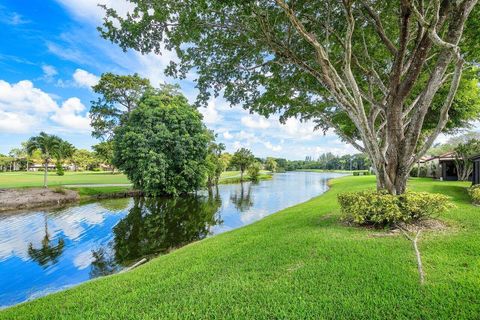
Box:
left=337, top=190, right=453, bottom=226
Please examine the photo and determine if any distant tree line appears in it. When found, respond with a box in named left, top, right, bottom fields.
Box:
left=272, top=153, right=371, bottom=172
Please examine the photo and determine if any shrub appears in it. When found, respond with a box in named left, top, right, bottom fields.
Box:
left=410, top=167, right=419, bottom=177
left=353, top=171, right=360, bottom=176
left=338, top=190, right=453, bottom=227
left=468, top=185, right=480, bottom=205
left=419, top=166, right=427, bottom=177
left=362, top=171, right=370, bottom=176
left=55, top=162, right=64, bottom=176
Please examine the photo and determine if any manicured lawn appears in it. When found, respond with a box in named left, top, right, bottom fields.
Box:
left=2, top=176, right=479, bottom=319
left=0, top=170, right=270, bottom=189
left=0, top=171, right=130, bottom=188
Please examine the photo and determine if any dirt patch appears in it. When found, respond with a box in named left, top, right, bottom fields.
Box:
left=0, top=188, right=79, bottom=213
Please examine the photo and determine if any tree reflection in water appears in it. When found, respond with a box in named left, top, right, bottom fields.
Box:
left=230, top=182, right=254, bottom=212
left=28, top=215, right=65, bottom=268
left=89, top=191, right=222, bottom=277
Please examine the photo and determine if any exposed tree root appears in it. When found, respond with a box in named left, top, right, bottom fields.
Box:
left=396, top=224, right=425, bottom=285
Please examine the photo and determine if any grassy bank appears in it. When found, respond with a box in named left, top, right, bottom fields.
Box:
left=2, top=176, right=479, bottom=319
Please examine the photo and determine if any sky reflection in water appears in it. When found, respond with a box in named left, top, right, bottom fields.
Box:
left=0, top=172, right=343, bottom=307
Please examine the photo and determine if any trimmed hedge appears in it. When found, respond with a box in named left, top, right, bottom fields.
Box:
left=338, top=190, right=453, bottom=226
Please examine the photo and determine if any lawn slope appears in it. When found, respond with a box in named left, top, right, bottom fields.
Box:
left=2, top=176, right=479, bottom=319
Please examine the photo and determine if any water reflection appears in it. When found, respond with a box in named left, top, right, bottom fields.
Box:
left=110, top=194, right=222, bottom=267
left=27, top=215, right=65, bottom=268
left=0, top=172, right=343, bottom=308
left=230, top=183, right=254, bottom=212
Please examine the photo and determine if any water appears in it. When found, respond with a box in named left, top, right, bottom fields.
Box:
left=0, top=172, right=343, bottom=308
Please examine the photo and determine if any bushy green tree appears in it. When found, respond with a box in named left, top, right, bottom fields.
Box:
left=206, top=141, right=226, bottom=187
left=230, top=148, right=255, bottom=182
left=113, top=89, right=212, bottom=196
left=247, top=161, right=262, bottom=182
left=93, top=141, right=115, bottom=173
left=265, top=157, right=278, bottom=173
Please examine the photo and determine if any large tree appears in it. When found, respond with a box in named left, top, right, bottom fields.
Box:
left=112, top=88, right=212, bottom=196
left=101, top=0, right=480, bottom=194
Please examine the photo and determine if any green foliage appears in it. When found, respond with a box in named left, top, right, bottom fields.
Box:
left=230, top=148, right=255, bottom=181
left=113, top=90, right=212, bottom=196
left=205, top=141, right=226, bottom=187
left=264, top=157, right=278, bottom=172
left=93, top=141, right=115, bottom=171
left=90, top=73, right=152, bottom=139
left=247, top=161, right=262, bottom=182
left=55, top=162, right=64, bottom=176
left=353, top=171, right=360, bottom=176
left=454, top=139, right=480, bottom=181
left=410, top=167, right=419, bottom=177
left=338, top=190, right=453, bottom=227
left=419, top=166, right=428, bottom=178
left=468, top=185, right=480, bottom=205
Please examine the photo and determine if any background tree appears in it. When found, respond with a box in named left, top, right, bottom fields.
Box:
left=206, top=141, right=226, bottom=187
left=26, top=132, right=61, bottom=187
left=90, top=73, right=152, bottom=140
left=247, top=161, right=262, bottom=182
left=113, top=88, right=212, bottom=196
left=93, top=141, right=115, bottom=173
left=454, top=139, right=480, bottom=180
left=265, top=157, right=278, bottom=173
left=54, top=140, right=75, bottom=176
left=71, top=149, right=97, bottom=171
left=230, top=148, right=255, bottom=182
left=101, top=0, right=480, bottom=195
left=9, top=147, right=27, bottom=171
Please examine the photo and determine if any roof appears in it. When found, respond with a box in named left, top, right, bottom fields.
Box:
left=437, top=151, right=458, bottom=162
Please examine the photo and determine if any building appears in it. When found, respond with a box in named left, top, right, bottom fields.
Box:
left=472, top=154, right=480, bottom=185
left=437, top=152, right=459, bottom=181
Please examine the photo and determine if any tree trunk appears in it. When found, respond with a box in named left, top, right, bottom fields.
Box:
left=43, top=161, right=48, bottom=188
left=240, top=169, right=244, bottom=182
left=373, top=158, right=410, bottom=195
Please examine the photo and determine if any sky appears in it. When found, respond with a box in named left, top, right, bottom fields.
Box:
left=0, top=1, right=477, bottom=160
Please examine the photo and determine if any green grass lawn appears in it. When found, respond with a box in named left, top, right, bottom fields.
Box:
left=297, top=169, right=369, bottom=174
left=0, top=171, right=131, bottom=188
left=0, top=170, right=270, bottom=189
left=2, top=176, right=479, bottom=319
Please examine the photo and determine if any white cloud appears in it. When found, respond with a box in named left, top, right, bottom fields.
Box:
left=0, top=79, right=90, bottom=134
left=241, top=115, right=271, bottom=129
left=73, top=68, right=99, bottom=88
left=54, top=0, right=134, bottom=24
left=0, top=80, right=58, bottom=114
left=50, top=98, right=91, bottom=132
left=263, top=141, right=282, bottom=152
left=200, top=99, right=222, bottom=125
left=0, top=111, right=37, bottom=134
left=223, top=131, right=233, bottom=139
left=42, top=65, right=58, bottom=82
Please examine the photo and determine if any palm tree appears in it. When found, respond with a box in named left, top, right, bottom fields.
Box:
left=55, top=140, right=76, bottom=175
left=26, top=132, right=61, bottom=188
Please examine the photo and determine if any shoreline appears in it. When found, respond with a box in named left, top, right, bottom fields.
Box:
left=0, top=173, right=274, bottom=213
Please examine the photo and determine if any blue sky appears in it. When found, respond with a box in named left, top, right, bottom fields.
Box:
left=6, top=1, right=470, bottom=160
